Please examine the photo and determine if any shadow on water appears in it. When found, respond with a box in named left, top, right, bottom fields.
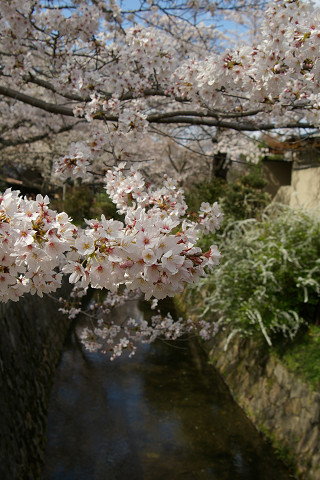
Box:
left=43, top=300, right=294, bottom=480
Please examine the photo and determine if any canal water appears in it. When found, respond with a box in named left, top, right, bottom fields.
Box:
left=43, top=300, right=294, bottom=480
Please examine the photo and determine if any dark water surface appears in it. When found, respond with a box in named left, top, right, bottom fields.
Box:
left=43, top=301, right=294, bottom=480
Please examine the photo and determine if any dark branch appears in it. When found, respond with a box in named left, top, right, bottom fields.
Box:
left=0, top=85, right=316, bottom=132
left=0, top=85, right=75, bottom=117
left=24, top=73, right=91, bottom=103
left=148, top=115, right=315, bottom=131
left=0, top=123, right=82, bottom=150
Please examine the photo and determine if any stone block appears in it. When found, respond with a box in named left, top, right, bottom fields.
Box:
left=290, top=380, right=309, bottom=399
left=265, top=357, right=277, bottom=377
left=268, top=382, right=284, bottom=405
left=273, top=363, right=290, bottom=387
left=307, top=394, right=320, bottom=423
left=296, top=421, right=318, bottom=457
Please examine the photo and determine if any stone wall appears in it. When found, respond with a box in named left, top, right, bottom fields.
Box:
left=208, top=332, right=320, bottom=479
left=0, top=290, right=72, bottom=480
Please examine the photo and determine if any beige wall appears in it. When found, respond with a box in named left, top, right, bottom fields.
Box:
left=273, top=166, right=320, bottom=210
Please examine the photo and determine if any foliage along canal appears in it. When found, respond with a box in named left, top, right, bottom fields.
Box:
left=43, top=300, right=294, bottom=480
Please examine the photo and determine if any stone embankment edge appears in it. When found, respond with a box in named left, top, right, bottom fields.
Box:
left=0, top=289, right=72, bottom=480
left=206, top=330, right=320, bottom=480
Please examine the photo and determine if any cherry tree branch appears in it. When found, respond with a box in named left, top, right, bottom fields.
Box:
left=148, top=115, right=314, bottom=131
left=0, top=85, right=76, bottom=117
left=0, top=85, right=316, bottom=132
left=0, top=123, right=82, bottom=150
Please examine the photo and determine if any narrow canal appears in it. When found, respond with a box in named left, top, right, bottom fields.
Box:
left=43, top=300, right=294, bottom=480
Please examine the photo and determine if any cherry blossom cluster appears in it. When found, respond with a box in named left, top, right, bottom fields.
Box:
left=0, top=163, right=222, bottom=305
left=60, top=284, right=219, bottom=360
left=2, top=0, right=320, bottom=192
left=2, top=1, right=320, bottom=157
left=71, top=1, right=317, bottom=128
left=42, top=0, right=320, bottom=187
left=58, top=286, right=140, bottom=321
left=198, top=202, right=224, bottom=235
left=61, top=163, right=222, bottom=301
left=0, top=189, right=76, bottom=302
left=54, top=142, right=94, bottom=182
left=80, top=308, right=218, bottom=361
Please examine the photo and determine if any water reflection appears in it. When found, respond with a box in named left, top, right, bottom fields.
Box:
left=43, top=301, right=294, bottom=480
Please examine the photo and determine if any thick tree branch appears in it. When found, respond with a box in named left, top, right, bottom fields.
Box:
left=148, top=115, right=314, bottom=131
left=24, top=74, right=91, bottom=103
left=0, top=85, right=316, bottom=132
left=0, top=123, right=82, bottom=150
left=23, top=74, right=187, bottom=104
left=0, top=85, right=75, bottom=117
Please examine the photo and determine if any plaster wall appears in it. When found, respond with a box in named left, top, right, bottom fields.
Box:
left=274, top=166, right=320, bottom=210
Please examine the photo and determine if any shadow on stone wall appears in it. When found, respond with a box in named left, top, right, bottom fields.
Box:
left=209, top=331, right=320, bottom=480
left=0, top=287, right=72, bottom=480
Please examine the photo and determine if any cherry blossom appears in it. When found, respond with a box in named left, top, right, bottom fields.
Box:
left=0, top=159, right=223, bottom=356
left=0, top=164, right=222, bottom=304
left=2, top=0, right=320, bottom=185
left=1, top=0, right=320, bottom=356
left=0, top=189, right=76, bottom=302
left=61, top=284, right=219, bottom=360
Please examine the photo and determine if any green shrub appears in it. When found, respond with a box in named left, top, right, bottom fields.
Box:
left=221, top=168, right=270, bottom=221
left=185, top=176, right=227, bottom=214
left=89, top=191, right=120, bottom=220
left=188, top=205, right=320, bottom=346
left=52, top=185, right=118, bottom=224
left=275, top=325, right=320, bottom=389
left=185, top=165, right=270, bottom=223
